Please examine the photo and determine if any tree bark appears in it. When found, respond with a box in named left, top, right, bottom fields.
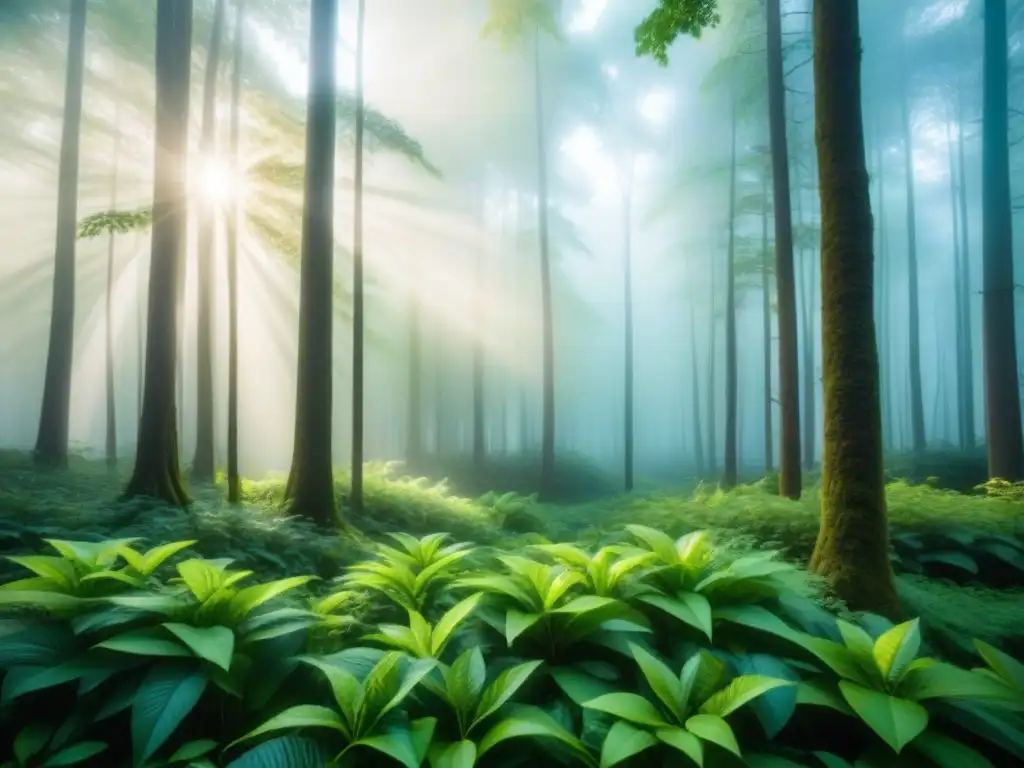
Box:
left=947, top=110, right=968, bottom=450
left=286, top=0, right=339, bottom=525
left=761, top=168, right=773, bottom=474
left=955, top=82, right=975, bottom=449
left=191, top=0, right=227, bottom=482
left=349, top=0, right=367, bottom=516
left=808, top=0, right=901, bottom=619
left=34, top=0, right=87, bottom=469
left=123, top=0, right=193, bottom=507
left=766, top=0, right=801, bottom=497
left=982, top=0, right=1024, bottom=480
left=105, top=105, right=122, bottom=472
left=226, top=0, right=246, bottom=504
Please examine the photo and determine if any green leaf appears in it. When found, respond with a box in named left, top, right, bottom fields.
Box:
left=230, top=577, right=316, bottom=621
left=352, top=726, right=421, bottom=768
left=910, top=729, right=995, bottom=768
left=163, top=624, right=235, bottom=673
left=837, top=681, right=928, bottom=753
left=684, top=713, right=740, bottom=756
left=656, top=727, right=704, bottom=764
left=224, top=736, right=326, bottom=768
left=679, top=650, right=726, bottom=710
left=168, top=739, right=219, bottom=762
left=637, top=591, right=713, bottom=640
left=477, top=705, right=593, bottom=764
left=629, top=642, right=684, bottom=720
left=431, top=593, right=483, bottom=656
left=6, top=555, right=78, bottom=587
left=95, top=628, right=191, bottom=658
left=698, top=675, right=794, bottom=718
left=445, top=647, right=487, bottom=721
left=550, top=666, right=617, bottom=705
left=505, top=610, right=543, bottom=645
left=598, top=721, right=657, bottom=768
left=14, top=723, right=54, bottom=764
left=735, top=654, right=800, bottom=738
left=298, top=657, right=363, bottom=726
left=137, top=541, right=197, bottom=576
left=582, top=692, right=668, bottom=727
left=229, top=705, right=346, bottom=750
left=40, top=741, right=108, bottom=767
left=176, top=560, right=227, bottom=602
left=430, top=739, right=476, bottom=768
left=472, top=659, right=543, bottom=728
left=974, top=639, right=1024, bottom=691
left=132, top=664, right=210, bottom=765
left=872, top=619, right=921, bottom=685
left=897, top=660, right=1014, bottom=702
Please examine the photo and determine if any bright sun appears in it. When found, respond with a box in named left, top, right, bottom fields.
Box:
left=195, top=158, right=241, bottom=204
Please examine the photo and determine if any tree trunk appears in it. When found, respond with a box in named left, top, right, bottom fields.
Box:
left=623, top=178, right=635, bottom=492
left=808, top=0, right=901, bottom=619
left=766, top=0, right=801, bottom=497
left=472, top=198, right=485, bottom=471
left=533, top=26, right=557, bottom=498
left=191, top=0, right=227, bottom=482
left=34, top=0, right=87, bottom=469
left=982, top=0, right=1024, bottom=480
left=761, top=169, right=773, bottom=474
left=900, top=61, right=927, bottom=454
left=707, top=241, right=718, bottom=476
left=123, top=0, right=193, bottom=506
left=285, top=0, right=339, bottom=525
left=947, top=110, right=968, bottom=450
left=956, top=82, right=975, bottom=449
left=690, top=302, right=704, bottom=477
left=407, top=272, right=423, bottom=463
left=105, top=105, right=122, bottom=472
left=875, top=131, right=894, bottom=451
left=226, top=0, right=246, bottom=504
left=723, top=103, right=738, bottom=491
left=349, top=0, right=367, bottom=515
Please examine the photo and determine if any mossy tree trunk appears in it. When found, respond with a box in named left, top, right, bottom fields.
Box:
left=34, top=0, right=87, bottom=469
left=808, top=0, right=901, bottom=619
left=191, top=0, right=227, bottom=482
left=226, top=0, right=246, bottom=504
left=123, top=0, right=193, bottom=507
left=981, top=0, right=1024, bottom=480
left=105, top=105, right=122, bottom=473
left=722, top=101, right=738, bottom=491
left=349, top=0, right=367, bottom=516
left=766, top=0, right=801, bottom=497
left=285, top=0, right=339, bottom=526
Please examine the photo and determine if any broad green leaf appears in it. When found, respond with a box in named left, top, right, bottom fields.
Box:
left=735, top=654, right=799, bottom=738
left=229, top=705, right=346, bottom=750
left=794, top=680, right=852, bottom=714
left=802, top=637, right=873, bottom=686
left=836, top=620, right=875, bottom=661
left=656, top=727, right=704, bottom=765
left=299, top=657, right=362, bottom=726
left=637, top=591, right=713, bottom=640
left=138, top=541, right=197, bottom=576
left=95, top=628, right=191, bottom=658
left=699, top=675, right=794, bottom=718
left=376, top=656, right=438, bottom=724
left=472, top=659, right=543, bottom=727
left=163, top=624, right=235, bottom=673
left=626, top=525, right=679, bottom=564
left=837, top=681, right=928, bottom=753
left=168, top=739, right=219, bottom=761
left=679, top=650, right=726, bottom=710
left=431, top=593, right=483, bottom=655
left=477, top=705, right=593, bottom=764
left=176, top=560, right=225, bottom=602
left=872, top=619, right=921, bottom=684
left=430, top=739, right=476, bottom=768
left=910, top=729, right=994, bottom=768
left=974, top=639, right=1024, bottom=691
left=352, top=726, right=422, bottom=768
left=14, top=723, right=53, bottom=764
left=598, top=721, right=657, bottom=768
left=229, top=576, right=316, bottom=620
left=39, top=741, right=108, bottom=767
left=897, top=660, right=1015, bottom=702
left=550, top=595, right=618, bottom=616
left=410, top=717, right=437, bottom=765
left=445, top=647, right=487, bottom=720
left=685, top=713, right=740, bottom=756
left=550, top=666, right=617, bottom=705
left=132, top=664, right=210, bottom=765
left=582, top=692, right=667, bottom=727
left=811, top=753, right=853, bottom=768
left=408, top=612, right=433, bottom=656
left=79, top=570, right=147, bottom=589
left=5, top=556, right=77, bottom=587
left=505, top=610, right=543, bottom=645
left=224, top=736, right=326, bottom=768
left=629, top=643, right=684, bottom=720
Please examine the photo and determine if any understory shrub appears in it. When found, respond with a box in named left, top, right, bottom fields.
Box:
left=0, top=529, right=1020, bottom=767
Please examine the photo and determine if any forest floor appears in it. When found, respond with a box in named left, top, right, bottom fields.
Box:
left=0, top=449, right=1021, bottom=663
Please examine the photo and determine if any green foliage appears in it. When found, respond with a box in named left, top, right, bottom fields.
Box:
left=634, top=0, right=721, bottom=65
left=480, top=0, right=562, bottom=50
left=76, top=208, right=153, bottom=240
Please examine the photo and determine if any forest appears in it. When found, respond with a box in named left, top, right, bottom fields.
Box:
left=0, top=0, right=1022, bottom=765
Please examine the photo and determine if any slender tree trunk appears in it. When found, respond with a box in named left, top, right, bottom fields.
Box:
left=623, top=175, right=635, bottom=492
left=191, top=0, right=227, bottom=481
left=285, top=0, right=339, bottom=525
left=349, top=0, right=367, bottom=514
left=105, top=106, right=122, bottom=472
left=533, top=27, right=557, bottom=498
left=808, top=0, right=901, bottom=619
left=901, top=62, right=927, bottom=454
left=472, top=198, right=485, bottom=471
left=123, top=0, right=193, bottom=506
left=226, top=0, right=246, bottom=504
left=794, top=166, right=816, bottom=469
left=947, top=110, right=968, bottom=450
left=34, top=0, right=87, bottom=469
left=982, top=0, right=1024, bottom=480
left=875, top=131, right=894, bottom=451
left=707, top=242, right=718, bottom=475
left=690, top=302, right=705, bottom=477
left=761, top=170, right=773, bottom=474
left=766, top=0, right=801, bottom=496
left=407, top=272, right=423, bottom=463
left=956, top=82, right=976, bottom=449
left=723, top=103, right=738, bottom=490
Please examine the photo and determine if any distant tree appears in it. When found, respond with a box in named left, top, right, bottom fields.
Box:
left=34, top=0, right=87, bottom=469
left=350, top=0, right=368, bottom=517
left=123, top=0, right=193, bottom=506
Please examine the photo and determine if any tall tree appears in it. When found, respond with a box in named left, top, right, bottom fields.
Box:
left=689, top=302, right=705, bottom=476
left=350, top=0, right=368, bottom=515
left=34, top=0, right=87, bottom=469
left=623, top=157, right=636, bottom=492
left=286, top=0, right=339, bottom=525
left=226, top=0, right=246, bottom=504
left=955, top=82, right=976, bottom=450
left=192, top=0, right=228, bottom=482
left=806, top=0, right=900, bottom=617
left=760, top=167, right=772, bottom=473
left=981, top=0, right=1024, bottom=480
left=723, top=100, right=738, bottom=490
left=765, top=0, right=801, bottom=497
left=123, top=0, right=193, bottom=505
left=105, top=107, right=122, bottom=472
